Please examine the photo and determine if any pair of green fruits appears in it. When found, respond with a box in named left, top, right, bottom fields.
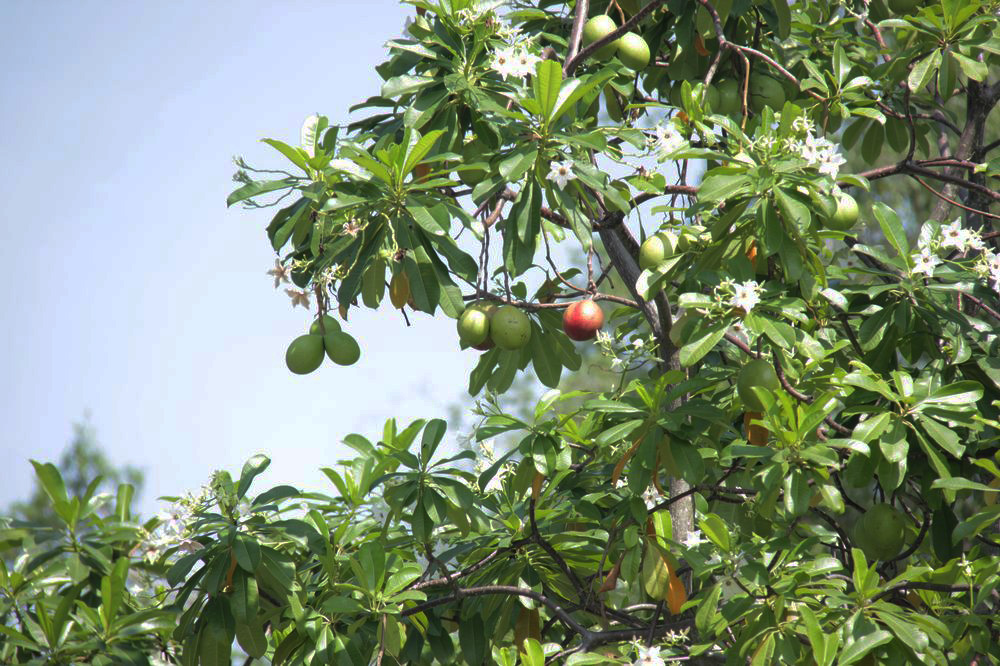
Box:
left=457, top=302, right=531, bottom=351
left=582, top=15, right=650, bottom=70
left=285, top=315, right=361, bottom=375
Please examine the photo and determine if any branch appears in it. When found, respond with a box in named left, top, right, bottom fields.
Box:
left=564, top=1, right=668, bottom=76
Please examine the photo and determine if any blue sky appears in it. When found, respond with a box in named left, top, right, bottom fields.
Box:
left=0, top=1, right=488, bottom=515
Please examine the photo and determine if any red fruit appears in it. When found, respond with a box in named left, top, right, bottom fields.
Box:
left=562, top=299, right=605, bottom=341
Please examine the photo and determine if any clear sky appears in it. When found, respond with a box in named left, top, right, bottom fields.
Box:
left=0, top=1, right=488, bottom=515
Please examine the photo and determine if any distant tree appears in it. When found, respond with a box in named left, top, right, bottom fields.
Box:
left=6, top=415, right=144, bottom=529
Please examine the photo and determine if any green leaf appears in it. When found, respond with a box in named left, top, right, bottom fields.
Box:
left=229, top=572, right=259, bottom=626
left=872, top=202, right=909, bottom=260
left=420, top=418, right=447, bottom=465
left=533, top=59, right=562, bottom=121
left=234, top=535, right=262, bottom=572
left=699, top=513, right=730, bottom=551
left=950, top=50, right=988, bottom=81
left=226, top=178, right=296, bottom=207
left=235, top=619, right=268, bottom=659
left=530, top=324, right=562, bottom=389
left=679, top=324, right=726, bottom=367
left=908, top=49, right=941, bottom=93
left=261, top=138, right=311, bottom=173
left=381, top=75, right=435, bottom=98
left=236, top=454, right=270, bottom=500
left=916, top=415, right=963, bottom=458
left=595, top=419, right=645, bottom=447
left=838, top=629, right=892, bottom=664
left=930, top=477, right=996, bottom=492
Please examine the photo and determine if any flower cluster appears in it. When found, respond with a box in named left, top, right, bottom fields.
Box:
left=491, top=45, right=542, bottom=80
left=910, top=218, right=997, bottom=288
left=133, top=483, right=215, bottom=564
left=795, top=131, right=846, bottom=179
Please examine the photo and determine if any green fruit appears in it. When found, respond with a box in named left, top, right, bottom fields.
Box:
left=309, top=314, right=342, bottom=336
left=324, top=331, right=361, bottom=366
left=616, top=32, right=650, bottom=70
left=583, top=16, right=619, bottom=60
left=676, top=228, right=701, bottom=252
left=490, top=305, right=531, bottom=350
left=638, top=232, right=677, bottom=271
left=737, top=359, right=781, bottom=411
left=715, top=79, right=742, bottom=115
left=286, top=334, right=325, bottom=375
left=855, top=504, right=906, bottom=561
left=827, top=191, right=859, bottom=231
left=457, top=307, right=491, bottom=346
left=888, top=0, right=921, bottom=13
left=749, top=75, right=786, bottom=113
left=704, top=85, right=720, bottom=111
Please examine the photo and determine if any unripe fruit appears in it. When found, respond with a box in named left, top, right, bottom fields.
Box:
left=827, top=191, right=859, bottom=231
left=617, top=32, right=650, bottom=70
left=469, top=300, right=499, bottom=350
left=286, top=334, right=324, bottom=375
left=490, top=305, right=531, bottom=350
left=583, top=16, right=619, bottom=60
left=457, top=307, right=491, bottom=346
left=737, top=359, right=780, bottom=411
left=323, top=331, right=360, bottom=366
left=309, top=314, right=341, bottom=336
left=638, top=232, right=677, bottom=271
left=389, top=271, right=410, bottom=309
left=715, top=79, right=742, bottom=115
left=562, top=299, right=605, bottom=341
left=749, top=75, right=786, bottom=113
left=854, top=504, right=906, bottom=561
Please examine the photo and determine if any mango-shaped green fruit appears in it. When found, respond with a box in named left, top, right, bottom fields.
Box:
left=638, top=232, right=677, bottom=271
left=617, top=32, right=650, bottom=70
left=309, top=314, right=341, bottom=336
left=324, top=331, right=361, bottom=366
left=490, top=305, right=531, bottom=350
left=737, top=359, right=780, bottom=411
left=457, top=307, right=491, bottom=346
left=749, top=74, right=786, bottom=113
left=855, top=503, right=906, bottom=561
left=827, top=191, right=859, bottom=231
left=715, top=79, right=742, bottom=115
left=286, top=334, right=324, bottom=375
left=583, top=15, right=619, bottom=60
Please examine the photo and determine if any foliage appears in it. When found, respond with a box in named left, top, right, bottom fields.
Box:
left=7, top=0, right=1000, bottom=664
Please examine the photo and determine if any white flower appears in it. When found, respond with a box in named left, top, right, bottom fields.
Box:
left=791, top=115, right=814, bottom=134
left=633, top=645, right=666, bottom=666
left=718, top=575, right=742, bottom=600
left=509, top=49, right=542, bottom=78
left=940, top=220, right=966, bottom=250
left=729, top=280, right=761, bottom=313
left=652, top=123, right=685, bottom=158
left=267, top=260, right=291, bottom=288
left=633, top=338, right=645, bottom=349
left=286, top=288, right=311, bottom=309
left=911, top=249, right=940, bottom=276
left=961, top=228, right=985, bottom=251
left=642, top=486, right=660, bottom=510
left=546, top=160, right=576, bottom=190
left=984, top=251, right=1000, bottom=276
left=491, top=46, right=518, bottom=80
left=682, top=529, right=707, bottom=548
left=797, top=133, right=846, bottom=179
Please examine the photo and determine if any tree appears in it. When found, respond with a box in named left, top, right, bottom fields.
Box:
left=4, top=0, right=1000, bottom=663
left=5, top=416, right=144, bottom=530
